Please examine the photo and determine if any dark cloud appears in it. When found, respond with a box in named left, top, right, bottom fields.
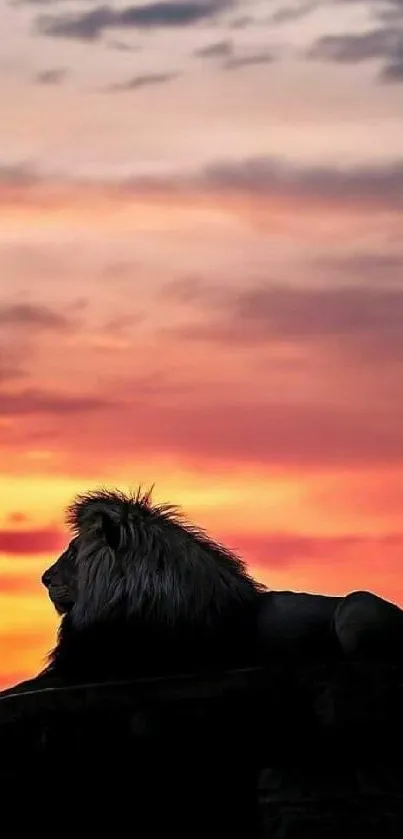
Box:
left=232, top=285, right=403, bottom=342
left=34, top=68, right=67, bottom=85
left=307, top=27, right=400, bottom=63
left=194, top=39, right=233, bottom=58
left=380, top=48, right=403, bottom=81
left=2, top=155, right=403, bottom=212
left=377, top=7, right=403, bottom=23
left=0, top=303, right=73, bottom=331
left=35, top=1, right=233, bottom=41
left=200, top=157, right=403, bottom=208
left=307, top=24, right=403, bottom=82
left=105, top=71, right=180, bottom=92
left=0, top=163, right=40, bottom=187
left=0, top=528, right=64, bottom=555
left=0, top=389, right=111, bottom=417
left=343, top=0, right=403, bottom=24
left=223, top=50, right=275, bottom=70
left=269, top=1, right=319, bottom=25
left=107, top=0, right=232, bottom=26
left=107, top=39, right=140, bottom=51
left=228, top=15, right=254, bottom=29
left=316, top=252, right=403, bottom=280
left=35, top=7, right=115, bottom=41
left=170, top=282, right=403, bottom=361
left=325, top=1, right=403, bottom=14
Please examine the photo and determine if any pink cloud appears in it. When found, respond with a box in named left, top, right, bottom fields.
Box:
left=0, top=528, right=65, bottom=555
left=223, top=531, right=403, bottom=568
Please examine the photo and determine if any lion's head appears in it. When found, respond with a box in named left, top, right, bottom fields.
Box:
left=42, top=488, right=264, bottom=679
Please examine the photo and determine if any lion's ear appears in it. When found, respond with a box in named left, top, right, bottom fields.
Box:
left=100, top=512, right=121, bottom=551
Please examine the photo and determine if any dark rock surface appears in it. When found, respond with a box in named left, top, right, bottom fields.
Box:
left=1, top=655, right=402, bottom=836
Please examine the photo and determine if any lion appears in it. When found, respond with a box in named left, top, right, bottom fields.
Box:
left=1, top=486, right=402, bottom=698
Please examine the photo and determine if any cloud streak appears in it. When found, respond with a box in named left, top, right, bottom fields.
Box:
left=307, top=22, right=403, bottom=83
left=9, top=386, right=403, bottom=472
left=193, top=40, right=275, bottom=69
left=105, top=72, right=180, bottom=92
left=169, top=282, right=403, bottom=366
left=35, top=1, right=234, bottom=41
left=381, top=50, right=403, bottom=82
left=0, top=303, right=73, bottom=331
left=308, top=27, right=400, bottom=63
left=269, top=1, right=320, bottom=25
left=200, top=156, right=403, bottom=208
left=223, top=51, right=275, bottom=70
left=316, top=252, right=403, bottom=280
left=194, top=39, right=233, bottom=58
left=34, top=68, right=67, bottom=85
left=0, top=388, right=112, bottom=417
left=0, top=527, right=64, bottom=554
left=225, top=531, right=403, bottom=569
left=3, top=156, right=403, bottom=211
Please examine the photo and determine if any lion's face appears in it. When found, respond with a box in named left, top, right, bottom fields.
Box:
left=42, top=538, right=78, bottom=615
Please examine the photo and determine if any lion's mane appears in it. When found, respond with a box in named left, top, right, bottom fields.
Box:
left=45, top=488, right=265, bottom=681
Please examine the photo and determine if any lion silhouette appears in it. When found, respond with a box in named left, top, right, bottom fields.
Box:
left=2, top=486, right=403, bottom=699
left=39, top=487, right=265, bottom=682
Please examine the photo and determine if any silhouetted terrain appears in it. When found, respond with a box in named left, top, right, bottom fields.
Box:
left=1, top=654, right=402, bottom=837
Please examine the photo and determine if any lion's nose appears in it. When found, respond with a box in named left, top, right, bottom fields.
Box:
left=42, top=569, right=52, bottom=588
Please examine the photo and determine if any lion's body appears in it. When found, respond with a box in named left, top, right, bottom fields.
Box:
left=257, top=589, right=403, bottom=661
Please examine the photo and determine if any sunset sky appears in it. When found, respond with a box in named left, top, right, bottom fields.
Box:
left=1, top=0, right=403, bottom=689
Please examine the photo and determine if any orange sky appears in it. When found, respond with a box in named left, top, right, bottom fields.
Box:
left=1, top=0, right=403, bottom=689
